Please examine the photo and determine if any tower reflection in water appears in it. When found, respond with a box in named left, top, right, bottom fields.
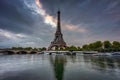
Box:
left=49, top=55, right=66, bottom=80
left=49, top=55, right=120, bottom=80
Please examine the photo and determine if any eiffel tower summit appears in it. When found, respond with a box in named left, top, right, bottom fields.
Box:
left=48, top=11, right=67, bottom=50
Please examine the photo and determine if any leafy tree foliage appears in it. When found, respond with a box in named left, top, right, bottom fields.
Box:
left=11, top=41, right=120, bottom=52
left=82, top=41, right=120, bottom=52
left=112, top=41, right=120, bottom=51
left=103, top=41, right=112, bottom=49
left=82, top=44, right=89, bottom=50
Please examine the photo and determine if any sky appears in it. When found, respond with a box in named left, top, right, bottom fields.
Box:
left=0, top=0, right=120, bottom=48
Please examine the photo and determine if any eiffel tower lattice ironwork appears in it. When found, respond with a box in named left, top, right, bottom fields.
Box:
left=48, top=11, right=67, bottom=50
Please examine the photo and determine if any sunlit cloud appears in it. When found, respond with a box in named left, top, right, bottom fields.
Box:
left=34, top=0, right=57, bottom=27
left=63, top=24, right=87, bottom=33
left=24, top=0, right=57, bottom=27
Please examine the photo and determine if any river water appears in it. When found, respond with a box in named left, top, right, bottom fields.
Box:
left=0, top=54, right=120, bottom=80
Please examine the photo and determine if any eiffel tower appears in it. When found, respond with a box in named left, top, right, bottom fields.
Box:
left=48, top=11, right=67, bottom=50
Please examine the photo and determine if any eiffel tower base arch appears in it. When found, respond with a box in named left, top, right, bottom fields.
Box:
left=48, top=44, right=67, bottom=50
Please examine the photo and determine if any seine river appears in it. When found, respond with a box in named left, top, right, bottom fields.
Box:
left=0, top=54, right=120, bottom=80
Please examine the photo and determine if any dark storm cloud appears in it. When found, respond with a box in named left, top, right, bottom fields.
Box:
left=0, top=0, right=37, bottom=33
left=0, top=0, right=55, bottom=47
left=0, top=0, right=120, bottom=48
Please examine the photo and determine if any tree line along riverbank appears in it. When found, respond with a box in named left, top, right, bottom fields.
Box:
left=1, top=41, right=120, bottom=52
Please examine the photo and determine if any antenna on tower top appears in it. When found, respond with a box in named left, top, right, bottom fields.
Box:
left=58, top=7, right=60, bottom=12
left=57, top=0, right=61, bottom=12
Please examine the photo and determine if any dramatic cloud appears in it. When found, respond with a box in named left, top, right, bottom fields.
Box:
left=24, top=0, right=57, bottom=28
left=0, top=28, right=44, bottom=48
left=0, top=0, right=120, bottom=48
left=25, top=0, right=87, bottom=33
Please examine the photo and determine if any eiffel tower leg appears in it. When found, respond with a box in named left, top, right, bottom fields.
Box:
left=48, top=45, right=53, bottom=51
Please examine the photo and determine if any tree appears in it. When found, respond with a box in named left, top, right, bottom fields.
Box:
left=103, top=41, right=112, bottom=52
left=41, top=47, right=47, bottom=51
left=17, top=47, right=23, bottom=50
left=60, top=47, right=64, bottom=51
left=12, top=47, right=17, bottom=50
left=112, top=41, right=120, bottom=51
left=88, top=43, right=94, bottom=50
left=94, top=41, right=102, bottom=48
left=93, top=41, right=103, bottom=51
left=77, top=46, right=82, bottom=51
left=82, top=44, right=89, bottom=50
left=38, top=48, right=42, bottom=51
left=33, top=48, right=38, bottom=51
left=69, top=45, right=78, bottom=51
left=24, top=47, right=32, bottom=51
left=64, top=46, right=70, bottom=51
left=103, top=41, right=112, bottom=49
left=88, top=41, right=103, bottom=51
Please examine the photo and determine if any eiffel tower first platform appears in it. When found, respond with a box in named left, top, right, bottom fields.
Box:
left=48, top=11, right=67, bottom=50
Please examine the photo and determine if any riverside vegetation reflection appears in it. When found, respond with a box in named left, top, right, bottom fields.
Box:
left=50, top=55, right=120, bottom=80
left=0, top=54, right=120, bottom=80
left=91, top=56, right=120, bottom=69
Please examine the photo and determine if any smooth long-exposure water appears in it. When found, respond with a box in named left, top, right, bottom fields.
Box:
left=0, top=54, right=120, bottom=80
